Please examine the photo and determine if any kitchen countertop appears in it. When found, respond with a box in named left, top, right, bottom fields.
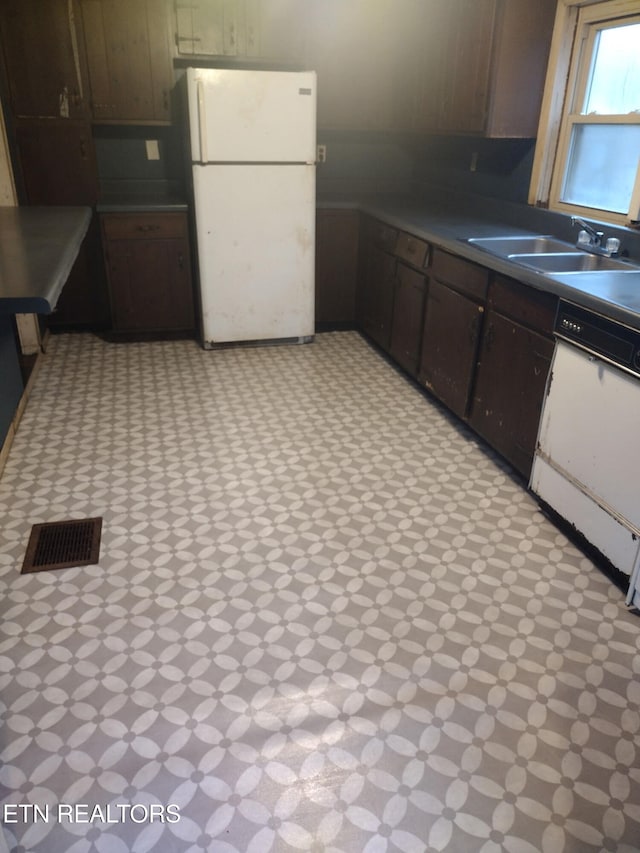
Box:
left=0, top=206, right=92, bottom=315
left=318, top=193, right=640, bottom=330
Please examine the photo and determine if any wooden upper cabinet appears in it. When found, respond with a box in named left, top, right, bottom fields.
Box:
left=485, top=0, right=557, bottom=138
left=440, top=0, right=556, bottom=137
left=392, top=0, right=555, bottom=137
left=175, top=0, right=226, bottom=56
left=80, top=0, right=173, bottom=123
left=175, top=0, right=304, bottom=62
left=0, top=0, right=89, bottom=119
left=439, top=0, right=496, bottom=135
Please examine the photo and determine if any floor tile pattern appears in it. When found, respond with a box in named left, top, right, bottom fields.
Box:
left=0, top=332, right=639, bottom=853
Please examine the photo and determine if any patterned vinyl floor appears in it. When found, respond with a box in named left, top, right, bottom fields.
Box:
left=0, top=331, right=639, bottom=853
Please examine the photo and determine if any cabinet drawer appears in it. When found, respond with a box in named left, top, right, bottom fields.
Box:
left=431, top=249, right=489, bottom=301
left=396, top=260, right=426, bottom=290
left=371, top=220, right=398, bottom=252
left=489, top=275, right=557, bottom=336
left=395, top=232, right=429, bottom=268
left=101, top=212, right=188, bottom=241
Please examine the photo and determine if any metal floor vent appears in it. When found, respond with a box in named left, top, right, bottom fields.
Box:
left=21, top=518, right=102, bottom=574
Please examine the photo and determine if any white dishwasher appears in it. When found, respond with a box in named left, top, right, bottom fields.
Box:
left=530, top=300, right=640, bottom=608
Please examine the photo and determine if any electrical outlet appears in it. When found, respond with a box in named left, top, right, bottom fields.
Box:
left=317, top=144, right=327, bottom=164
left=145, top=140, right=160, bottom=161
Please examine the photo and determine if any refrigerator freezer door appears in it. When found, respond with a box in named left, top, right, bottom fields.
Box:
left=193, top=163, right=315, bottom=344
left=187, top=68, right=316, bottom=164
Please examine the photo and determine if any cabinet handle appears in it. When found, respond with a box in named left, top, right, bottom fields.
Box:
left=163, top=89, right=169, bottom=112
left=79, top=138, right=87, bottom=159
left=136, top=225, right=161, bottom=232
left=178, top=254, right=184, bottom=269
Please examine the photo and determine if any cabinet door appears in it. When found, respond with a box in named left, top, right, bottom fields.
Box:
left=81, top=0, right=173, bottom=122
left=361, top=246, right=396, bottom=351
left=419, top=280, right=484, bottom=419
left=176, top=0, right=225, bottom=55
left=470, top=311, right=554, bottom=477
left=14, top=121, right=98, bottom=206
left=106, top=236, right=194, bottom=332
left=389, top=262, right=426, bottom=376
left=315, top=210, right=359, bottom=326
left=439, top=0, right=496, bottom=133
left=0, top=0, right=88, bottom=119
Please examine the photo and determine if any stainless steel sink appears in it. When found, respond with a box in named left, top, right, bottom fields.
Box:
left=465, top=234, right=639, bottom=276
left=514, top=252, right=634, bottom=273
left=467, top=235, right=578, bottom=256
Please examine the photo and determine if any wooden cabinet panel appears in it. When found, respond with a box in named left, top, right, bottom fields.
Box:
left=470, top=313, right=554, bottom=477
left=102, top=213, right=195, bottom=333
left=81, top=0, right=173, bottom=123
left=419, top=280, right=484, bottom=419
left=489, top=275, right=557, bottom=337
left=175, top=0, right=304, bottom=62
left=361, top=245, right=396, bottom=351
left=391, top=0, right=555, bottom=138
left=395, top=232, right=429, bottom=269
left=439, top=0, right=496, bottom=134
left=102, top=212, right=187, bottom=240
left=14, top=121, right=98, bottom=206
left=431, top=250, right=489, bottom=301
left=0, top=0, right=88, bottom=119
left=389, top=262, right=426, bottom=376
left=371, top=221, right=399, bottom=253
left=486, top=0, right=557, bottom=138
left=315, top=210, right=359, bottom=326
left=176, top=0, right=225, bottom=55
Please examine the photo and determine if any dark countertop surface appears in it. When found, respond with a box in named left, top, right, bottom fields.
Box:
left=318, top=193, right=640, bottom=330
left=0, top=206, right=92, bottom=315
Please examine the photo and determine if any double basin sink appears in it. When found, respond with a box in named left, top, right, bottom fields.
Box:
left=465, top=235, right=639, bottom=277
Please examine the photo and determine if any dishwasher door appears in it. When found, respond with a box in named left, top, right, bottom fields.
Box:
left=531, top=340, right=640, bottom=589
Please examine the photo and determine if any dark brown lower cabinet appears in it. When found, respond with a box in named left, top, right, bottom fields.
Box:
left=419, top=280, right=484, bottom=418
left=315, top=209, right=359, bottom=326
left=470, top=276, right=557, bottom=477
left=389, top=261, right=426, bottom=375
left=101, top=212, right=195, bottom=334
left=418, top=249, right=488, bottom=417
left=360, top=244, right=396, bottom=351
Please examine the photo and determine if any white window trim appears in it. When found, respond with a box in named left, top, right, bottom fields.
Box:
left=529, top=0, right=640, bottom=225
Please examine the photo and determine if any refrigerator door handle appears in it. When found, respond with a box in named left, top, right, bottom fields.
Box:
left=197, top=80, right=208, bottom=163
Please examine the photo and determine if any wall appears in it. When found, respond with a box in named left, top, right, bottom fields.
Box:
left=413, top=136, right=537, bottom=204
left=315, top=131, right=414, bottom=197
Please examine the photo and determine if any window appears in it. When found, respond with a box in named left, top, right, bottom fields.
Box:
left=530, top=1, right=640, bottom=226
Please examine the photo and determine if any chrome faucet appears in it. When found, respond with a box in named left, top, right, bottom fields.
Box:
left=571, top=216, right=621, bottom=257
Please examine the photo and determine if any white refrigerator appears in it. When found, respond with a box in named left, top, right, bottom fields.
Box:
left=186, top=67, right=317, bottom=347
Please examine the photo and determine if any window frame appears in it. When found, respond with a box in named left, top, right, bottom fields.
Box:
left=529, top=0, right=640, bottom=226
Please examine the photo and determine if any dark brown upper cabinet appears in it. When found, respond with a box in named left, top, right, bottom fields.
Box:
left=80, top=0, right=174, bottom=123
left=175, top=0, right=304, bottom=63
left=0, top=0, right=89, bottom=120
left=392, top=0, right=556, bottom=137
